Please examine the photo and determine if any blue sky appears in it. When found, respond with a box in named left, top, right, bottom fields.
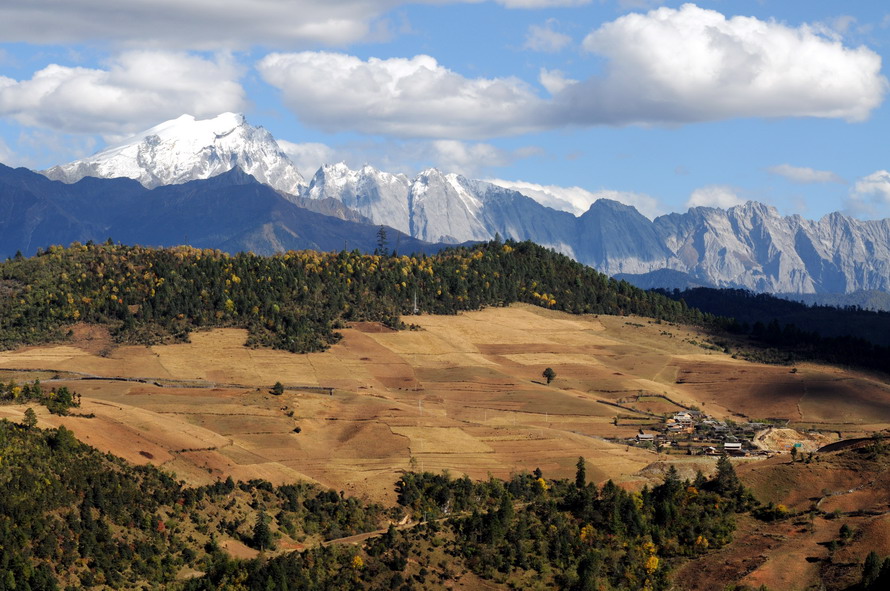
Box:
left=0, top=0, right=888, bottom=220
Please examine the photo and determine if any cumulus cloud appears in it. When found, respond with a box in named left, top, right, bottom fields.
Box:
left=486, top=179, right=664, bottom=218
left=257, top=52, right=543, bottom=139
left=686, top=185, right=744, bottom=209
left=539, top=69, right=578, bottom=95
left=426, top=140, right=514, bottom=176
left=277, top=140, right=338, bottom=178
left=0, top=52, right=246, bottom=137
left=258, top=6, right=886, bottom=141
left=846, top=170, right=890, bottom=217
left=767, top=164, right=845, bottom=184
left=279, top=137, right=521, bottom=180
left=549, top=4, right=887, bottom=126
left=524, top=20, right=572, bottom=52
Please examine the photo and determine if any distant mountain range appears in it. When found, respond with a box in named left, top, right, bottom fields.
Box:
left=0, top=164, right=444, bottom=257
left=12, top=112, right=890, bottom=298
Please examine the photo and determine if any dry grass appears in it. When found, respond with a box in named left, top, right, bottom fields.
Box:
left=0, top=304, right=886, bottom=514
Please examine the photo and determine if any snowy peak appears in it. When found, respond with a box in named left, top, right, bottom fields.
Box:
left=306, top=162, right=411, bottom=234
left=41, top=113, right=306, bottom=195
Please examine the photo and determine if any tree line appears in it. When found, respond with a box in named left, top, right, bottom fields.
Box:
left=0, top=240, right=717, bottom=354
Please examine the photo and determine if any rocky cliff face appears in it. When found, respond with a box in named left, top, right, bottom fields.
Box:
left=652, top=203, right=890, bottom=293
left=305, top=163, right=411, bottom=235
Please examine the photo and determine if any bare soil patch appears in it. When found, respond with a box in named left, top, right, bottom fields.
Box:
left=0, top=303, right=886, bottom=514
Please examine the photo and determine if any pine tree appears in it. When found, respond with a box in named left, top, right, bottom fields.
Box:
left=863, top=551, right=882, bottom=589
left=22, top=407, right=37, bottom=429
left=575, top=456, right=586, bottom=489
left=253, top=511, right=273, bottom=551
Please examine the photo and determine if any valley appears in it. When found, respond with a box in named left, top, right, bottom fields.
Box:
left=2, top=304, right=888, bottom=589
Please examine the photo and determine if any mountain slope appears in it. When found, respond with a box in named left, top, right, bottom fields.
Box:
left=653, top=203, right=890, bottom=293
left=26, top=112, right=890, bottom=295
left=0, top=164, right=438, bottom=259
left=42, top=113, right=306, bottom=196
left=302, top=162, right=890, bottom=294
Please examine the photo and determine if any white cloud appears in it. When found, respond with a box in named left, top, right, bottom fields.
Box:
left=539, top=69, right=578, bottom=95
left=846, top=170, right=890, bottom=218
left=277, top=140, right=337, bottom=178
left=257, top=52, right=543, bottom=139
left=0, top=1, right=389, bottom=49
left=686, top=185, right=744, bottom=209
left=0, top=52, right=246, bottom=137
left=277, top=137, right=535, bottom=180
left=0, top=0, right=595, bottom=49
left=258, top=6, right=887, bottom=142
left=551, top=4, right=887, bottom=126
left=767, top=164, right=845, bottom=184
left=524, top=20, right=572, bottom=52
left=15, top=130, right=99, bottom=170
left=426, top=140, right=513, bottom=177
left=0, top=137, right=14, bottom=166
left=486, top=179, right=664, bottom=218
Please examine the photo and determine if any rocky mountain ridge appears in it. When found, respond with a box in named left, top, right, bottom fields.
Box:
left=34, top=113, right=890, bottom=295
left=42, top=113, right=306, bottom=196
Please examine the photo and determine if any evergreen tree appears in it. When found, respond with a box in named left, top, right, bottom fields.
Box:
left=862, top=551, right=882, bottom=589
left=23, top=407, right=37, bottom=428
left=253, top=511, right=274, bottom=551
left=575, top=456, right=586, bottom=489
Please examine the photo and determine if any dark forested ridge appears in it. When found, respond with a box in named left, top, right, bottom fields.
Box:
left=0, top=239, right=712, bottom=353
left=660, top=287, right=890, bottom=371
left=2, top=239, right=888, bottom=371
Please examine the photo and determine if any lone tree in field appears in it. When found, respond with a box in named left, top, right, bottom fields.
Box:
left=542, top=367, right=556, bottom=384
left=271, top=381, right=285, bottom=396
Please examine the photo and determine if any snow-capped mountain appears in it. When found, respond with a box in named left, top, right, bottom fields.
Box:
left=305, top=163, right=412, bottom=235
left=302, top=162, right=890, bottom=294
left=42, top=113, right=306, bottom=196
left=32, top=113, right=890, bottom=295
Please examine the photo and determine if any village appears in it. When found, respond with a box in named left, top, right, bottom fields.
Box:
left=619, top=408, right=784, bottom=457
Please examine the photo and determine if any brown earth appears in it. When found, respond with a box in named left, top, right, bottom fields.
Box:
left=2, top=304, right=889, bottom=590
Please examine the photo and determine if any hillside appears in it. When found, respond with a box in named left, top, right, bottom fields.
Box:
left=2, top=301, right=889, bottom=589
left=0, top=164, right=446, bottom=260
left=0, top=239, right=708, bottom=354
left=657, top=287, right=890, bottom=347
left=3, top=239, right=888, bottom=375
left=1, top=244, right=890, bottom=589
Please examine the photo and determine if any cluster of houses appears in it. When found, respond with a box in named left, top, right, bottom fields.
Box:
left=631, top=410, right=771, bottom=457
